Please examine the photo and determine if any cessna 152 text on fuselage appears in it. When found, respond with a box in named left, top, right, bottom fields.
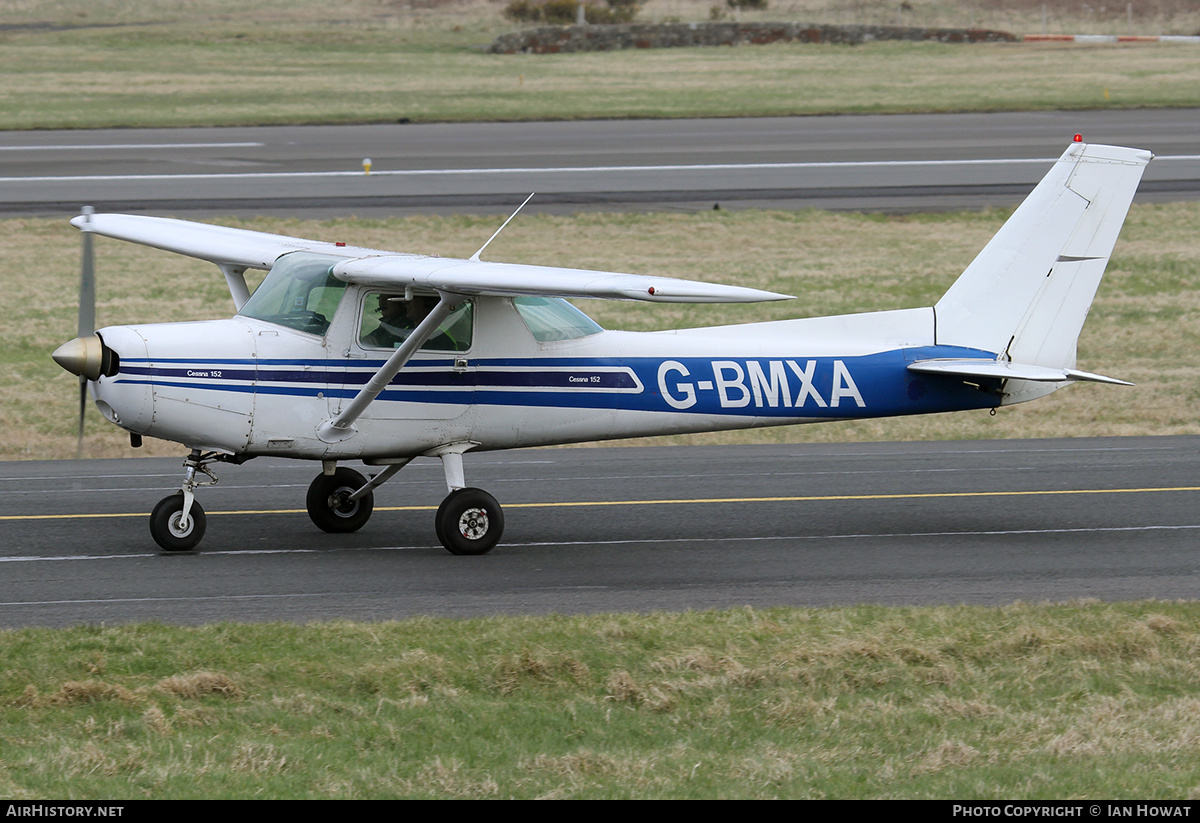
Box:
left=52, top=139, right=1151, bottom=555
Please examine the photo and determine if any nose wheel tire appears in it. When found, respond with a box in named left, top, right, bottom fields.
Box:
left=436, top=488, right=504, bottom=555
left=306, top=468, right=374, bottom=533
left=150, top=493, right=207, bottom=552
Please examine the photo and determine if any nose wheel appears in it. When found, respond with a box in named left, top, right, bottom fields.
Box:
left=150, top=493, right=207, bottom=552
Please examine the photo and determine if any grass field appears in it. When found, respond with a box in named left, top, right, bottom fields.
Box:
left=2, top=0, right=1200, bottom=128
left=4, top=602, right=1200, bottom=799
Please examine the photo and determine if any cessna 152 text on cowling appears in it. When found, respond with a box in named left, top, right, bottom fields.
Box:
left=52, top=139, right=1151, bottom=555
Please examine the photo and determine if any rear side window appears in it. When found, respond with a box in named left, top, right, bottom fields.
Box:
left=512, top=296, right=603, bottom=342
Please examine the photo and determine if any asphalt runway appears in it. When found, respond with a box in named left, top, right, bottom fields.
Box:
left=5, top=112, right=1199, bottom=628
left=3, top=436, right=1199, bottom=627
left=2, top=110, right=1198, bottom=217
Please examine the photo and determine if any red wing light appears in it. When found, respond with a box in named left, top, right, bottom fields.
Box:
left=1073, top=134, right=1083, bottom=142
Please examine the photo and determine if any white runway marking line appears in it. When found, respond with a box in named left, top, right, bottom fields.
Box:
left=0, top=142, right=264, bottom=151
left=5, top=155, right=1198, bottom=184
left=0, top=591, right=345, bottom=608
left=4, top=483, right=1200, bottom=521
left=1, top=524, right=1198, bottom=570
left=0, top=156, right=1134, bottom=184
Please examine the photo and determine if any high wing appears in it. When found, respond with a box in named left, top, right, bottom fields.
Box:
left=74, top=213, right=792, bottom=304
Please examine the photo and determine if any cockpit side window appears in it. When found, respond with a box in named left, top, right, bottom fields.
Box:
left=512, top=296, right=603, bottom=342
left=238, top=252, right=347, bottom=337
left=359, top=293, right=473, bottom=352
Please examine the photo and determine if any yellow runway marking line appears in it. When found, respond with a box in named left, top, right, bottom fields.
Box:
left=4, top=486, right=1200, bottom=523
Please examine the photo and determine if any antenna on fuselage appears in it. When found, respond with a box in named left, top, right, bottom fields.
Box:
left=469, top=192, right=535, bottom=263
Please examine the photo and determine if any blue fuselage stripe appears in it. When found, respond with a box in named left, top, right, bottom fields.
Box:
left=114, top=347, right=999, bottom=418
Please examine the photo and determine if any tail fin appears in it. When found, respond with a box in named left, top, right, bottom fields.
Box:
left=933, top=141, right=1151, bottom=370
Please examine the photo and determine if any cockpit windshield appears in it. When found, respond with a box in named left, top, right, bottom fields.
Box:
left=239, top=252, right=347, bottom=336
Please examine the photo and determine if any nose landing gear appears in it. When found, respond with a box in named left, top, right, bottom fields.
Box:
left=149, top=449, right=220, bottom=552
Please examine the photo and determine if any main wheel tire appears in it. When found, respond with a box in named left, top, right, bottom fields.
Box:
left=436, top=487, right=504, bottom=556
left=149, top=493, right=206, bottom=552
left=306, top=468, right=373, bottom=533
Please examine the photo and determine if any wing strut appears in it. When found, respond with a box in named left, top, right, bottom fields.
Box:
left=316, top=295, right=458, bottom=443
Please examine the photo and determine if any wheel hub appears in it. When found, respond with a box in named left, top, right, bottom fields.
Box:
left=168, top=512, right=193, bottom=538
left=458, top=507, right=489, bottom=539
left=328, top=489, right=358, bottom=517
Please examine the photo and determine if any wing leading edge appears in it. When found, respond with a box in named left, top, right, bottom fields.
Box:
left=70, top=213, right=394, bottom=270
left=72, top=213, right=792, bottom=305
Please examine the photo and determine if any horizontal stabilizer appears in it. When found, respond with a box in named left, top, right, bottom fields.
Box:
left=907, top=358, right=1133, bottom=386
left=332, top=256, right=793, bottom=304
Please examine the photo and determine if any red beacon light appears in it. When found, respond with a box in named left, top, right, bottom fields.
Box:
left=1073, top=134, right=1084, bottom=142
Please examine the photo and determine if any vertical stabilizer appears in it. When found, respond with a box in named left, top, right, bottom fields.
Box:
left=934, top=141, right=1151, bottom=368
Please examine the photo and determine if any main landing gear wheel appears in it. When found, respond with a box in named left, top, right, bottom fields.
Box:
left=306, top=468, right=374, bottom=533
left=436, top=487, right=504, bottom=556
left=149, top=493, right=207, bottom=552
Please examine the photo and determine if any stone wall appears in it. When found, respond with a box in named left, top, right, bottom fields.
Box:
left=488, top=22, right=1017, bottom=54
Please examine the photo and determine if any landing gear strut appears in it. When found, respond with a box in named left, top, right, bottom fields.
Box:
left=149, top=449, right=221, bottom=552
left=312, top=449, right=505, bottom=555
left=147, top=448, right=507, bottom=555
left=429, top=447, right=503, bottom=555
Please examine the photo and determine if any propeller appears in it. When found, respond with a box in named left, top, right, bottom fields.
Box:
left=50, top=207, right=103, bottom=458
left=76, top=206, right=95, bottom=457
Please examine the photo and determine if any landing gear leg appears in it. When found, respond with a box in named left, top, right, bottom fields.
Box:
left=434, top=450, right=504, bottom=555
left=150, top=449, right=218, bottom=552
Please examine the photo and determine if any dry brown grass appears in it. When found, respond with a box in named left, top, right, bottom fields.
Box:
left=8, top=604, right=1200, bottom=797
left=3, top=1, right=1200, bottom=129
left=156, top=672, right=244, bottom=700
left=4, top=0, right=1198, bottom=35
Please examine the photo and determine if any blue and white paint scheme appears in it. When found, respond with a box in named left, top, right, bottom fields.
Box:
left=51, top=139, right=1152, bottom=555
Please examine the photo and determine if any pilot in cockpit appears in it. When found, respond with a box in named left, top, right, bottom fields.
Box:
left=362, top=294, right=437, bottom=349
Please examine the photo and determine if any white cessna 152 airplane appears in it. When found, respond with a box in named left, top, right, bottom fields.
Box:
left=53, top=138, right=1150, bottom=555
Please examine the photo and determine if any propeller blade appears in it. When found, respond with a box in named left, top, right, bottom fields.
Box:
left=77, top=379, right=87, bottom=459
left=78, top=206, right=95, bottom=338
left=76, top=205, right=96, bottom=459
